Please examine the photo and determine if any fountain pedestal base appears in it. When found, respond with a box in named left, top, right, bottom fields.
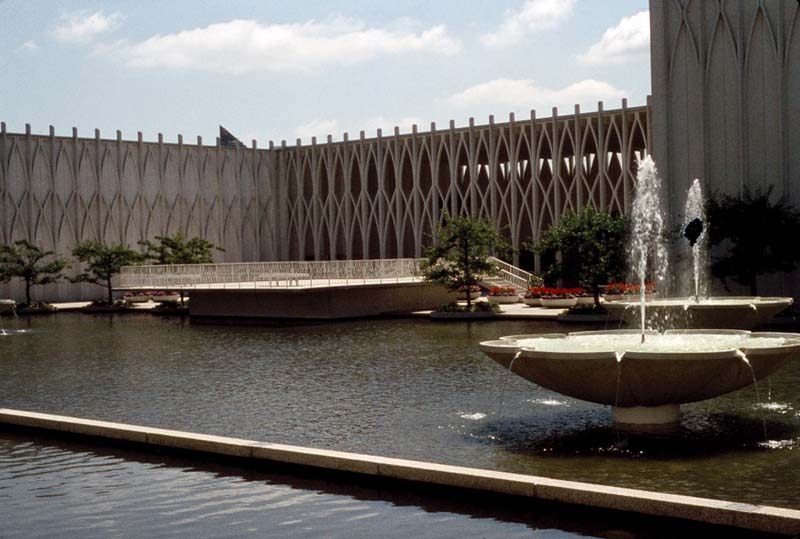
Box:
left=613, top=404, right=680, bottom=427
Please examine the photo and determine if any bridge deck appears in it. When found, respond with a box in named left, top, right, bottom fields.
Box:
left=114, top=276, right=424, bottom=291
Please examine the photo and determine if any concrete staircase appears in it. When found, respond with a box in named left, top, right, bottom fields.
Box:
left=480, top=257, right=543, bottom=294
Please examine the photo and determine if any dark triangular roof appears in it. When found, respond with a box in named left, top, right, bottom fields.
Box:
left=219, top=126, right=247, bottom=148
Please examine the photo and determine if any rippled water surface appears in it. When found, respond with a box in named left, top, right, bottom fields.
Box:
left=1, top=314, right=799, bottom=517
left=2, top=432, right=777, bottom=539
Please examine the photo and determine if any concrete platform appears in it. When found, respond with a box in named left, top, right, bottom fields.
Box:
left=1, top=409, right=798, bottom=536
left=188, top=282, right=455, bottom=320
left=413, top=300, right=566, bottom=321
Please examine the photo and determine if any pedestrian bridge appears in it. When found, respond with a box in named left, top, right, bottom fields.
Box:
left=117, top=258, right=539, bottom=319
left=117, top=257, right=538, bottom=291
left=118, top=258, right=424, bottom=290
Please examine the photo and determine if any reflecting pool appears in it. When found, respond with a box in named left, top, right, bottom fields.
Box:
left=3, top=431, right=779, bottom=539
left=1, top=314, right=798, bottom=511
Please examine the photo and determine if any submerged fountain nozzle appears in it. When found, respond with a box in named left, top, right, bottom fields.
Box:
left=684, top=217, right=704, bottom=247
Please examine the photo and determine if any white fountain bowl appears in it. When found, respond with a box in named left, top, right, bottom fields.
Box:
left=603, top=296, right=793, bottom=329
left=479, top=329, right=800, bottom=426
left=0, top=299, right=15, bottom=313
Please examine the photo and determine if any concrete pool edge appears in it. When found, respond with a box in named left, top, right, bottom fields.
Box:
left=1, top=408, right=798, bottom=536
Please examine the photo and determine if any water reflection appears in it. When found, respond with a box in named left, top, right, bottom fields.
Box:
left=0, top=314, right=798, bottom=508
left=0, top=432, right=781, bottom=539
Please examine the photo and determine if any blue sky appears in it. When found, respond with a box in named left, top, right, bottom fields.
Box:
left=0, top=0, right=650, bottom=145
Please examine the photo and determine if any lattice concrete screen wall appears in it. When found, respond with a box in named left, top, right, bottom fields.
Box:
left=651, top=0, right=800, bottom=215
left=273, top=104, right=649, bottom=265
left=0, top=103, right=647, bottom=301
left=0, top=125, right=275, bottom=301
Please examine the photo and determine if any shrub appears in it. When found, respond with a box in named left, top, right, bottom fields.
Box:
left=0, top=240, right=69, bottom=306
left=535, top=208, right=626, bottom=306
left=421, top=214, right=505, bottom=309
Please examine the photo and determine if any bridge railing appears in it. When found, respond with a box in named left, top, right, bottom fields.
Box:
left=118, top=258, right=424, bottom=289
left=487, top=257, right=544, bottom=289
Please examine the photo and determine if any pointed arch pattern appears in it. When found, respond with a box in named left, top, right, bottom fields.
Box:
left=275, top=106, right=649, bottom=264
left=0, top=106, right=647, bottom=300
left=652, top=0, right=800, bottom=215
left=0, top=128, right=268, bottom=301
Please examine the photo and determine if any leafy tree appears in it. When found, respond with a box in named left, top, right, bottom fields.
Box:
left=0, top=240, right=69, bottom=306
left=706, top=187, right=800, bottom=295
left=536, top=208, right=626, bottom=306
left=138, top=233, right=223, bottom=305
left=71, top=241, right=145, bottom=304
left=420, top=214, right=503, bottom=309
left=138, top=233, right=223, bottom=265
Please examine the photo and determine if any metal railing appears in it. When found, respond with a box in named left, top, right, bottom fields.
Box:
left=487, top=257, right=543, bottom=290
left=118, top=258, right=424, bottom=289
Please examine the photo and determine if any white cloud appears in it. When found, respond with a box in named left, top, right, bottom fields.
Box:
left=294, top=119, right=340, bottom=140
left=104, top=18, right=461, bottom=73
left=447, top=78, right=626, bottom=111
left=52, top=11, right=123, bottom=44
left=579, top=11, right=650, bottom=64
left=293, top=115, right=424, bottom=141
left=481, top=0, right=575, bottom=48
left=18, top=41, right=39, bottom=53
left=358, top=115, right=423, bottom=135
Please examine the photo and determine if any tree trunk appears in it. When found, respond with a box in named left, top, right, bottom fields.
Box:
left=107, top=278, right=114, bottom=304
left=464, top=238, right=471, bottom=310
left=593, top=285, right=600, bottom=308
left=25, top=278, right=32, bottom=306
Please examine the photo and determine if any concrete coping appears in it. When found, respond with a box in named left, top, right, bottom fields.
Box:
left=1, top=408, right=798, bottom=536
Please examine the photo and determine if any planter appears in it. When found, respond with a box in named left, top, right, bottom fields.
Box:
left=603, top=292, right=658, bottom=301
left=540, top=298, right=577, bottom=309
left=605, top=293, right=656, bottom=303
left=488, top=295, right=519, bottom=305
left=0, top=299, right=15, bottom=314
left=575, top=297, right=595, bottom=306
left=522, top=297, right=541, bottom=307
left=124, top=295, right=152, bottom=304
left=457, top=291, right=482, bottom=300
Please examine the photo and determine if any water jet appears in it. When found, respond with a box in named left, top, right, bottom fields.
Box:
left=482, top=159, right=799, bottom=428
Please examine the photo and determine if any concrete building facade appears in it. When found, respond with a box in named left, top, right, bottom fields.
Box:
left=0, top=105, right=648, bottom=301
left=650, top=0, right=800, bottom=212
left=650, top=0, right=800, bottom=296
left=3, top=1, right=799, bottom=301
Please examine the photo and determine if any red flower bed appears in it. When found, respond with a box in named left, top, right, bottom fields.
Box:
left=525, top=287, right=590, bottom=299
left=488, top=287, right=518, bottom=297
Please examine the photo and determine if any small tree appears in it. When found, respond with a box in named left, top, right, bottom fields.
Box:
left=420, top=214, right=503, bottom=309
left=0, top=240, right=69, bottom=306
left=536, top=208, right=626, bottom=306
left=138, top=233, right=223, bottom=265
left=138, top=233, right=224, bottom=305
left=71, top=241, right=145, bottom=304
left=707, top=187, right=800, bottom=295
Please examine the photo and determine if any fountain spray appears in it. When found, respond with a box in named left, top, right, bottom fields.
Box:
left=683, top=179, right=708, bottom=302
left=629, top=156, right=669, bottom=342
